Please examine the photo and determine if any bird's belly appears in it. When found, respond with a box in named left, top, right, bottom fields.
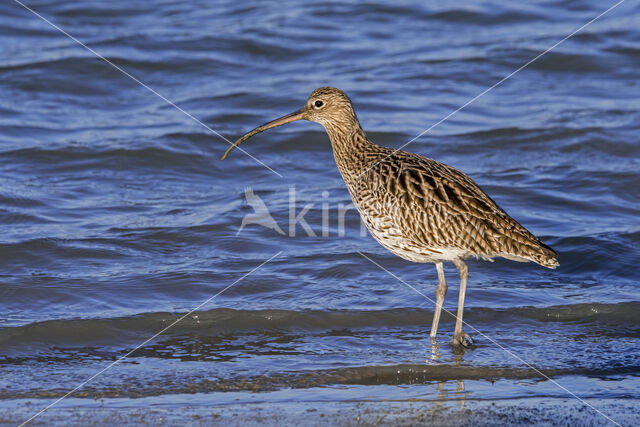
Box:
left=357, top=206, right=467, bottom=263
left=369, top=229, right=467, bottom=263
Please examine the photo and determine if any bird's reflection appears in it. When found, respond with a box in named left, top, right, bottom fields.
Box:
left=453, top=353, right=467, bottom=409
left=427, top=340, right=468, bottom=415
left=431, top=379, right=467, bottom=414
left=430, top=337, right=442, bottom=361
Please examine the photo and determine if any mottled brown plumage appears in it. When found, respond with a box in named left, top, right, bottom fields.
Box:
left=222, top=87, right=558, bottom=347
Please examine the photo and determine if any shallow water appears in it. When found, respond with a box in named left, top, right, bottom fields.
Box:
left=1, top=0, right=639, bottom=425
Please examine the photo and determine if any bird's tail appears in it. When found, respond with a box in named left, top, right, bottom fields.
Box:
left=531, top=241, right=559, bottom=269
left=498, top=237, right=559, bottom=269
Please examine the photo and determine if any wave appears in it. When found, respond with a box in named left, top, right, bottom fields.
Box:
left=2, top=302, right=638, bottom=351
left=0, top=146, right=220, bottom=177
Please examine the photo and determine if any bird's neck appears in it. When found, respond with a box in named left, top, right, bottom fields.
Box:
left=324, top=118, right=373, bottom=183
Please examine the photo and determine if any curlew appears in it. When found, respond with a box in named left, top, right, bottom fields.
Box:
left=222, top=87, right=558, bottom=347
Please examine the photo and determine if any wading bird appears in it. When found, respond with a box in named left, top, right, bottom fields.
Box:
left=222, top=87, right=558, bottom=347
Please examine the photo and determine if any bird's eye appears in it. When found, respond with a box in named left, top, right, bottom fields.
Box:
left=314, top=100, right=324, bottom=108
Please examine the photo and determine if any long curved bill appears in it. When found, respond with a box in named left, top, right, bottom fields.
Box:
left=221, top=108, right=305, bottom=160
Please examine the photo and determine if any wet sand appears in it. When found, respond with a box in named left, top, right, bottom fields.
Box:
left=3, top=397, right=636, bottom=426
left=4, top=383, right=637, bottom=426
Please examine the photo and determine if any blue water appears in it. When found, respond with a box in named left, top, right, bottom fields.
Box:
left=1, top=0, right=639, bottom=425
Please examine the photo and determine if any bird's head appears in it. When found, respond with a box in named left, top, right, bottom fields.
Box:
left=303, top=87, right=357, bottom=126
left=221, top=87, right=357, bottom=160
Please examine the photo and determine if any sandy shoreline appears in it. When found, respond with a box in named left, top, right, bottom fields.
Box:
left=3, top=390, right=636, bottom=426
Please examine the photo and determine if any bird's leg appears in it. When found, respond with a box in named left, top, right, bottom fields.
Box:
left=429, top=262, right=447, bottom=342
left=452, top=259, right=473, bottom=347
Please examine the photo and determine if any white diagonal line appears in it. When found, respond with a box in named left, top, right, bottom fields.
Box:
left=353, top=0, right=625, bottom=183
left=358, top=251, right=621, bottom=427
left=20, top=251, right=282, bottom=426
left=13, top=0, right=283, bottom=178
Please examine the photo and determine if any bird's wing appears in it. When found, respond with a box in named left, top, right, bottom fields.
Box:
left=357, top=150, right=556, bottom=265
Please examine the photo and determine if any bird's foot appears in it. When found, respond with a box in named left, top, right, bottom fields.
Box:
left=452, top=331, right=473, bottom=348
